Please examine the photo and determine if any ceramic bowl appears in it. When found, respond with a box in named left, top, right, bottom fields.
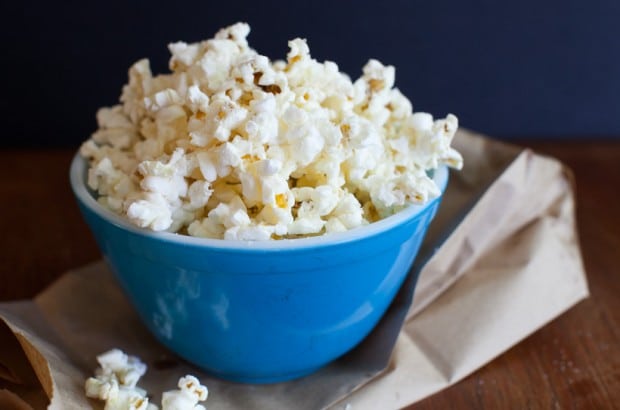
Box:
left=70, top=153, right=447, bottom=383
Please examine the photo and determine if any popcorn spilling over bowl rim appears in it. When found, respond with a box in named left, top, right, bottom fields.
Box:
left=79, top=22, right=462, bottom=241
left=72, top=153, right=448, bottom=250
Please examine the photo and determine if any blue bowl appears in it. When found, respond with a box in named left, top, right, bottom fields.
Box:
left=70, top=154, right=448, bottom=383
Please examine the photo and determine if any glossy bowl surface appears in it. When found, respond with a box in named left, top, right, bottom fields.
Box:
left=70, top=154, right=448, bottom=383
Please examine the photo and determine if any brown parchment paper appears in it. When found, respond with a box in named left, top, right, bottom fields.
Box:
left=0, top=130, right=588, bottom=410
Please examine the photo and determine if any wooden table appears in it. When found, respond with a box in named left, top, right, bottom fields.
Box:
left=1, top=141, right=618, bottom=408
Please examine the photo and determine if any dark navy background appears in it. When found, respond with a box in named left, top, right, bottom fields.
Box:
left=2, top=0, right=619, bottom=147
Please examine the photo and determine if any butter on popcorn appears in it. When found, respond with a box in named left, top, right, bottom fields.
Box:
left=81, top=22, right=462, bottom=240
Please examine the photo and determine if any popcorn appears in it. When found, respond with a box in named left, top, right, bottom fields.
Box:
left=328, top=192, right=365, bottom=230
left=161, top=375, right=208, bottom=410
left=85, top=375, right=119, bottom=401
left=81, top=23, right=462, bottom=240
left=85, top=349, right=210, bottom=410
left=93, top=349, right=147, bottom=388
left=127, top=193, right=173, bottom=231
left=85, top=349, right=157, bottom=410
left=103, top=388, right=156, bottom=410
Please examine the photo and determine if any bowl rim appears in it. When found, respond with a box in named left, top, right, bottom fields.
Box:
left=70, top=152, right=448, bottom=251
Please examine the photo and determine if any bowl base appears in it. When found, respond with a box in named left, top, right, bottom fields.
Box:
left=207, top=365, right=323, bottom=384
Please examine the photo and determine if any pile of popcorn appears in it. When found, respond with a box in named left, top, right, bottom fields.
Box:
left=85, top=349, right=208, bottom=410
left=81, top=22, right=462, bottom=240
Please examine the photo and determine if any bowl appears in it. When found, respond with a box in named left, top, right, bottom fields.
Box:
left=70, top=153, right=448, bottom=383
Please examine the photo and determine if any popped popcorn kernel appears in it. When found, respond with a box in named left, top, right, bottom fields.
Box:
left=84, top=349, right=157, bottom=410
left=161, top=375, right=209, bottom=410
left=81, top=22, right=462, bottom=240
left=85, top=350, right=210, bottom=410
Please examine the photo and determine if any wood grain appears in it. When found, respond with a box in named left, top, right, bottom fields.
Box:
left=0, top=142, right=618, bottom=408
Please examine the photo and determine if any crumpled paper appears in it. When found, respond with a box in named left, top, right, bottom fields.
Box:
left=0, top=130, right=588, bottom=410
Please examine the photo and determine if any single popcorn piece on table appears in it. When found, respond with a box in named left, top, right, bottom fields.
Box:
left=161, top=375, right=209, bottom=410
left=93, top=349, right=147, bottom=389
left=80, top=22, right=462, bottom=240
left=85, top=349, right=210, bottom=410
